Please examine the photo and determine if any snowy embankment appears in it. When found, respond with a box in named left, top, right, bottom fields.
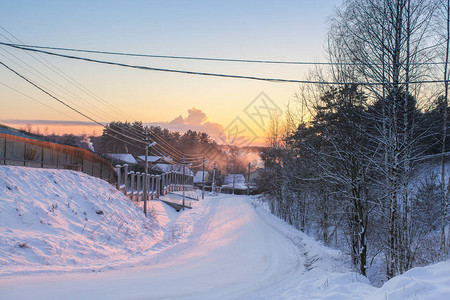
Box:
left=0, top=166, right=450, bottom=299
left=0, top=166, right=163, bottom=276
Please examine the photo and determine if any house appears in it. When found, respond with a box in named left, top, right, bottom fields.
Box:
left=193, top=171, right=212, bottom=185
left=105, top=153, right=137, bottom=166
left=152, top=163, right=194, bottom=176
left=136, top=155, right=166, bottom=164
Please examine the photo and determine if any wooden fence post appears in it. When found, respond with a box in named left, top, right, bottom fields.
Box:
left=115, top=165, right=122, bottom=191
left=2, top=137, right=6, bottom=165
left=162, top=173, right=166, bottom=195
left=136, top=172, right=141, bottom=201
left=143, top=173, right=148, bottom=202
left=41, top=145, right=44, bottom=168
left=151, top=175, right=154, bottom=200
left=130, top=171, right=135, bottom=200
left=160, top=173, right=164, bottom=196
left=123, top=164, right=129, bottom=195
left=156, top=176, right=160, bottom=199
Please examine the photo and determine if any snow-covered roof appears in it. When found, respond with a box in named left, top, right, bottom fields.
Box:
left=152, top=163, right=194, bottom=176
left=106, top=153, right=137, bottom=164
left=194, top=171, right=208, bottom=183
left=137, top=155, right=163, bottom=163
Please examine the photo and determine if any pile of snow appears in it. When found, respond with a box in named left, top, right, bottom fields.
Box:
left=366, top=260, right=450, bottom=299
left=0, top=166, right=162, bottom=276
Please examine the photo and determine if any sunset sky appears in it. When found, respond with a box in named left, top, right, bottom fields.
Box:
left=0, top=0, right=341, bottom=144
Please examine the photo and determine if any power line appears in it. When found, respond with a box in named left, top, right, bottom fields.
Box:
left=0, top=56, right=215, bottom=162
left=0, top=81, right=80, bottom=121
left=0, top=70, right=203, bottom=162
left=0, top=61, right=149, bottom=146
left=2, top=42, right=447, bottom=85
left=0, top=48, right=113, bottom=123
left=116, top=122, right=205, bottom=160
left=0, top=28, right=135, bottom=122
left=114, top=123, right=203, bottom=161
left=2, top=42, right=447, bottom=66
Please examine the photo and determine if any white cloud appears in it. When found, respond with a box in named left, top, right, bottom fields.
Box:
left=147, top=107, right=224, bottom=141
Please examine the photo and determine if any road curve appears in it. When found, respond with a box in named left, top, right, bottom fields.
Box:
left=0, top=195, right=308, bottom=300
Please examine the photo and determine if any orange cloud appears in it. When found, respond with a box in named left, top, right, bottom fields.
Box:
left=149, top=108, right=224, bottom=141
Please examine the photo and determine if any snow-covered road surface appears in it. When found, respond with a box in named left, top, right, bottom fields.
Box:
left=0, top=194, right=371, bottom=299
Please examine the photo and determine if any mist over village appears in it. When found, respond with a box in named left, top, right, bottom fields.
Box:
left=1, top=0, right=450, bottom=299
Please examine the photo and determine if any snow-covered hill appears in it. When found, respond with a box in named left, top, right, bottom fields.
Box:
left=0, top=166, right=163, bottom=276
left=0, top=166, right=449, bottom=299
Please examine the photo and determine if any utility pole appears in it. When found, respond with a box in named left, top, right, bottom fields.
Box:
left=143, top=129, right=149, bottom=217
left=247, top=162, right=251, bottom=196
left=232, top=160, right=236, bottom=195
left=142, top=129, right=156, bottom=217
left=212, top=162, right=216, bottom=195
left=202, top=156, right=205, bottom=200
left=182, top=156, right=186, bottom=210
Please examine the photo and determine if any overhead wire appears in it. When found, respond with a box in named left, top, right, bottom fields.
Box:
left=3, top=39, right=447, bottom=161
left=3, top=42, right=448, bottom=85
left=0, top=30, right=204, bottom=162
left=0, top=48, right=114, bottom=123
left=0, top=61, right=149, bottom=146
left=12, top=40, right=448, bottom=162
left=116, top=121, right=205, bottom=160
left=3, top=41, right=447, bottom=66
left=0, top=81, right=82, bottom=121
left=95, top=122, right=193, bottom=164
left=143, top=129, right=204, bottom=159
left=116, top=123, right=203, bottom=162
left=0, top=28, right=135, bottom=122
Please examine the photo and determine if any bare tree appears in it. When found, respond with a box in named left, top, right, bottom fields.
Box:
left=329, top=0, right=439, bottom=278
left=440, top=0, right=450, bottom=256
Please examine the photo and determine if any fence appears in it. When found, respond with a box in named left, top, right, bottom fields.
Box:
left=115, top=164, right=194, bottom=201
left=0, top=133, right=116, bottom=183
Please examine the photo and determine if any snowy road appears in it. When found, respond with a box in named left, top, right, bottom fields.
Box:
left=2, top=167, right=450, bottom=299
left=0, top=195, right=340, bottom=299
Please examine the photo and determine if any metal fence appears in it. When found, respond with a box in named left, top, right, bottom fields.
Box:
left=0, top=133, right=115, bottom=183
left=115, top=164, right=194, bottom=201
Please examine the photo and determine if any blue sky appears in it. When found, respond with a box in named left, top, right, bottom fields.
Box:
left=0, top=0, right=341, bottom=140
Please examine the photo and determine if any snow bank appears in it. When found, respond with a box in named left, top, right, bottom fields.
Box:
left=0, top=166, right=162, bottom=276
left=367, top=260, right=450, bottom=300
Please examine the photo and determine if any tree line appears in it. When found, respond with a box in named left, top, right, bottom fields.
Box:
left=258, top=0, right=449, bottom=282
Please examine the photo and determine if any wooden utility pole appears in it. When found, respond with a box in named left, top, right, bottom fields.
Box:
left=232, top=160, right=236, bottom=195
left=202, top=156, right=205, bottom=200
left=247, top=162, right=251, bottom=196
left=143, top=129, right=149, bottom=216
left=142, top=130, right=156, bottom=217
left=212, top=162, right=216, bottom=194
left=182, top=156, right=186, bottom=210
